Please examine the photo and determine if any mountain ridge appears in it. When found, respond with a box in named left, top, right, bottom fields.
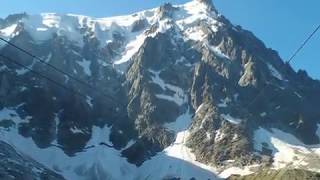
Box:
left=0, top=0, right=320, bottom=179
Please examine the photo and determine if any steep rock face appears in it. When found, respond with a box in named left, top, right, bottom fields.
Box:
left=123, top=26, right=203, bottom=164
left=0, top=30, right=131, bottom=155
left=183, top=15, right=320, bottom=169
left=0, top=0, right=320, bottom=179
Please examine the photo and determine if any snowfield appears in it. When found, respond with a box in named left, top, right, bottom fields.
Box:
left=0, top=107, right=221, bottom=180
left=254, top=127, right=320, bottom=171
left=0, top=105, right=260, bottom=179
left=4, top=106, right=318, bottom=179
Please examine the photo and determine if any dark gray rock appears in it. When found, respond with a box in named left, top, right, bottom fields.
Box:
left=158, top=3, right=178, bottom=19
left=131, top=19, right=149, bottom=32
left=0, top=141, right=65, bottom=180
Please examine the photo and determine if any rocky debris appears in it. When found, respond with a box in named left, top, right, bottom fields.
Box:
left=187, top=103, right=260, bottom=167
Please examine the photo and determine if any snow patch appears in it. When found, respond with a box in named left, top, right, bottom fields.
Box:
left=206, top=44, right=230, bottom=59
left=294, top=91, right=303, bottom=99
left=113, top=33, right=146, bottom=65
left=136, top=137, right=218, bottom=179
left=267, top=63, right=284, bottom=81
left=0, top=121, right=137, bottom=180
left=70, top=127, right=83, bottom=134
left=44, top=53, right=52, bottom=63
left=77, top=59, right=91, bottom=76
left=155, top=94, right=185, bottom=106
left=253, top=127, right=320, bottom=170
left=0, top=24, right=18, bottom=37
left=0, top=106, right=222, bottom=180
left=41, top=13, right=61, bottom=28
left=165, top=109, right=193, bottom=133
left=217, top=97, right=231, bottom=108
left=214, top=129, right=224, bottom=142
left=184, top=26, right=206, bottom=41
left=260, top=112, right=267, bottom=117
left=22, top=14, right=83, bottom=45
left=195, top=103, right=204, bottom=114
left=219, top=166, right=257, bottom=179
left=0, top=65, right=8, bottom=72
left=149, top=69, right=187, bottom=106
left=221, top=114, right=242, bottom=125
left=0, top=108, right=21, bottom=122
left=155, top=19, right=173, bottom=35
left=86, top=96, right=93, bottom=108
left=175, top=0, right=218, bottom=42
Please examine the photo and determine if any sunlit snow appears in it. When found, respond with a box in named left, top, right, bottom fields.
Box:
left=0, top=107, right=221, bottom=180
left=254, top=127, right=320, bottom=171
left=0, top=24, right=18, bottom=37
left=149, top=69, right=187, bottom=106
left=267, top=63, right=284, bottom=81
left=220, top=114, right=242, bottom=125
left=113, top=33, right=146, bottom=65
left=77, top=58, right=92, bottom=76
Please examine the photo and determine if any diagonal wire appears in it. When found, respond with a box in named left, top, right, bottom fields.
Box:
left=0, top=37, right=120, bottom=105
left=0, top=53, right=88, bottom=99
left=245, top=24, right=320, bottom=108
left=1, top=22, right=319, bottom=174
left=287, top=24, right=320, bottom=63
left=245, top=24, right=320, bottom=172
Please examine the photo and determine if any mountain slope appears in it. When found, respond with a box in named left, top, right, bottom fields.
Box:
left=0, top=141, right=64, bottom=180
left=0, top=0, right=320, bottom=179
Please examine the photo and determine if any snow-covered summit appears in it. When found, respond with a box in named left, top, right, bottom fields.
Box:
left=0, top=0, right=219, bottom=42
left=194, top=0, right=217, bottom=12
left=0, top=0, right=221, bottom=67
left=1, top=0, right=320, bottom=179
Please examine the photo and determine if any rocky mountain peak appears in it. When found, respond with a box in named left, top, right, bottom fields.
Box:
left=158, top=3, right=178, bottom=19
left=0, top=0, right=320, bottom=179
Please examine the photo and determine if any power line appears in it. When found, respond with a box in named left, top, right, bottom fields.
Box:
left=245, top=26, right=320, bottom=106
left=244, top=25, right=320, bottom=172
left=179, top=24, right=320, bottom=177
left=245, top=24, right=320, bottom=107
left=0, top=54, right=88, bottom=99
left=0, top=37, right=120, bottom=105
left=1, top=21, right=318, bottom=173
left=287, top=24, right=320, bottom=63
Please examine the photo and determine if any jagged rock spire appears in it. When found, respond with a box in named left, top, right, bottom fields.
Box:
left=158, top=3, right=178, bottom=19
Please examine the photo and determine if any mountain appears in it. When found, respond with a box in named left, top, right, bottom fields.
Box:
left=0, top=0, right=320, bottom=179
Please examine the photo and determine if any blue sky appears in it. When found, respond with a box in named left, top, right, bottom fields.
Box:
left=1, top=0, right=319, bottom=79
